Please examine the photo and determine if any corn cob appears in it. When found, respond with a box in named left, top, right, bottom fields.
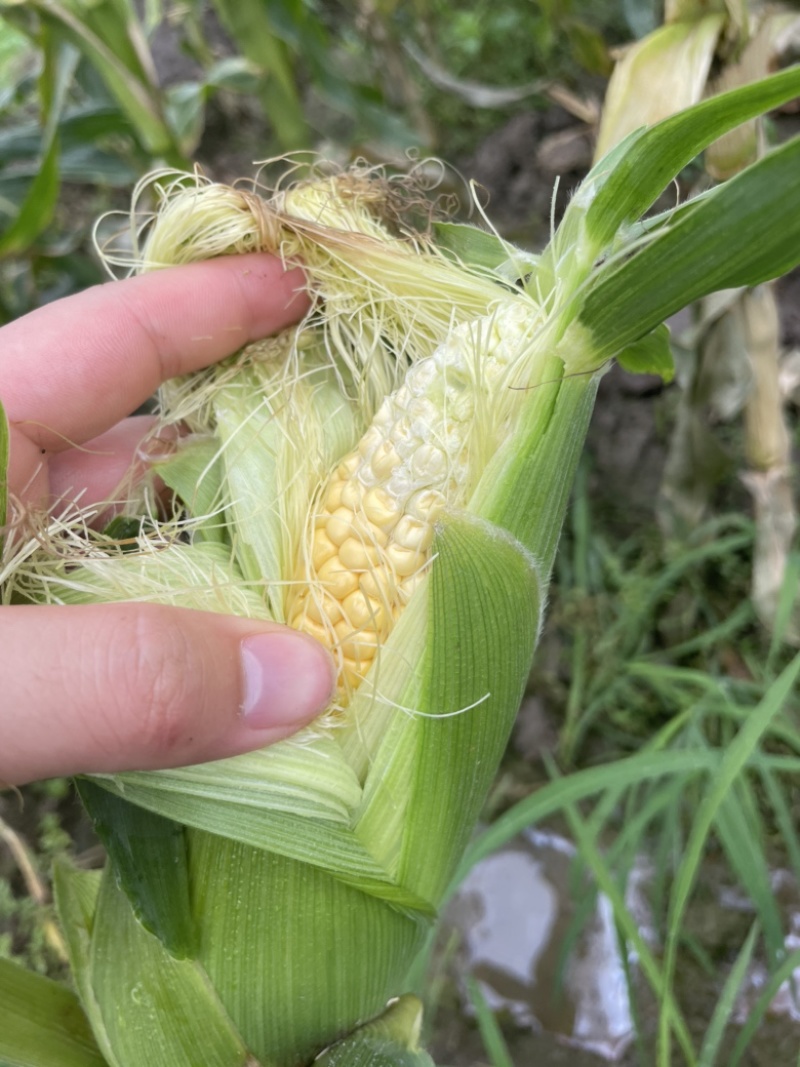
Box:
left=287, top=301, right=536, bottom=699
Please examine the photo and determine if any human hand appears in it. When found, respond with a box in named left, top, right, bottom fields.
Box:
left=0, top=255, right=335, bottom=786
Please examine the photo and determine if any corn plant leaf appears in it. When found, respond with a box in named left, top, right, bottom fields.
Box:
left=576, top=134, right=800, bottom=361
left=75, top=779, right=197, bottom=959
left=210, top=0, right=307, bottom=150
left=88, top=870, right=253, bottom=1067
left=0, top=958, right=107, bottom=1067
left=314, top=995, right=436, bottom=1066
left=0, top=32, right=75, bottom=256
left=576, top=63, right=800, bottom=259
left=616, top=324, right=675, bottom=382
left=25, top=0, right=183, bottom=162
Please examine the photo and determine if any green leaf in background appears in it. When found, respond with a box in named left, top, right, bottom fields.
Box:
left=0, top=31, right=77, bottom=256
left=0, top=958, right=107, bottom=1067
left=19, top=0, right=184, bottom=163
left=616, top=323, right=675, bottom=382
left=75, top=779, right=197, bottom=959
left=210, top=0, right=307, bottom=151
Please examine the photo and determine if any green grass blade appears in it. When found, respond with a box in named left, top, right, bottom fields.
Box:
left=453, top=747, right=723, bottom=891
left=759, top=766, right=800, bottom=884
left=0, top=958, right=108, bottom=1067
left=465, top=978, right=514, bottom=1067
left=658, top=652, right=800, bottom=1064
left=697, top=921, right=759, bottom=1067
left=562, top=798, right=696, bottom=1065
left=728, top=948, right=800, bottom=1066
left=714, top=788, right=784, bottom=965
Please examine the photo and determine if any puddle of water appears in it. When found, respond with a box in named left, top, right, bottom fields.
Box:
left=448, top=829, right=642, bottom=1062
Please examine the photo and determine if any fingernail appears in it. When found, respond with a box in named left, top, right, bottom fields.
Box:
left=239, top=631, right=335, bottom=730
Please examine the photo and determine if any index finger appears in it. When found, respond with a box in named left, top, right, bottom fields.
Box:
left=0, top=254, right=308, bottom=451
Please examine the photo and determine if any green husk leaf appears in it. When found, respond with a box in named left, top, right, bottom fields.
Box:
left=212, top=356, right=359, bottom=620
left=41, top=541, right=271, bottom=620
left=616, top=324, right=675, bottom=382
left=52, top=864, right=119, bottom=1067
left=576, top=134, right=800, bottom=361
left=472, top=359, right=601, bottom=575
left=154, top=437, right=227, bottom=545
left=88, top=869, right=251, bottom=1067
left=433, top=221, right=536, bottom=282
left=0, top=957, right=107, bottom=1067
left=314, top=995, right=436, bottom=1066
left=395, top=513, right=542, bottom=905
left=188, top=836, right=429, bottom=1067
left=75, top=779, right=196, bottom=959
left=579, top=63, right=800, bottom=258
left=93, top=773, right=433, bottom=913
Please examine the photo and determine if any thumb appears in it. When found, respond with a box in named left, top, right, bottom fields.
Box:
left=0, top=603, right=336, bottom=786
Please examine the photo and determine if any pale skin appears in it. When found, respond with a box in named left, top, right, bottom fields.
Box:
left=0, top=255, right=336, bottom=787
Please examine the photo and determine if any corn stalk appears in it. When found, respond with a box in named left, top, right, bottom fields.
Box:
left=1, top=67, right=800, bottom=1067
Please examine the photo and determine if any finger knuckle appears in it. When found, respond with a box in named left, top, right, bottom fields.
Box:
left=122, top=608, right=202, bottom=756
